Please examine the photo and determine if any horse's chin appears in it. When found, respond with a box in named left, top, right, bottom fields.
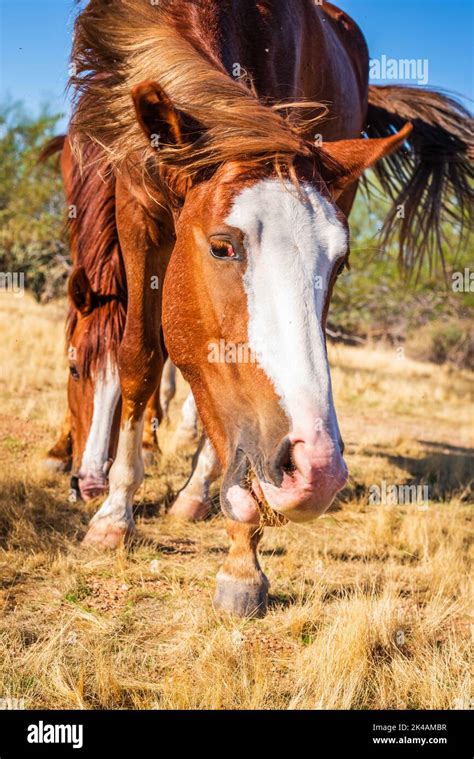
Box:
left=221, top=454, right=288, bottom=526
left=222, top=482, right=261, bottom=524
left=78, top=475, right=109, bottom=501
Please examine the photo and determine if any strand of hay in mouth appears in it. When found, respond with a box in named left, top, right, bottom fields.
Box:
left=244, top=471, right=288, bottom=528
left=257, top=499, right=288, bottom=527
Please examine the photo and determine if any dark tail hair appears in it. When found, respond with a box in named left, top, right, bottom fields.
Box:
left=367, top=85, right=473, bottom=277
left=38, top=134, right=67, bottom=163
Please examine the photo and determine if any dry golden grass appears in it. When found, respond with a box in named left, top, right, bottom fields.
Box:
left=0, top=293, right=472, bottom=710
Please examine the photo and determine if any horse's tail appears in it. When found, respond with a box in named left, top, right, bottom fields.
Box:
left=366, top=85, right=473, bottom=275
left=38, top=134, right=67, bottom=163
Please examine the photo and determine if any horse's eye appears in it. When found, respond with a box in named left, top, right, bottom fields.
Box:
left=210, top=240, right=239, bottom=260
left=69, top=365, right=80, bottom=381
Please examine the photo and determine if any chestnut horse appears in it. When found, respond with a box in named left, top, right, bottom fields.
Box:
left=70, top=0, right=472, bottom=615
left=42, top=135, right=219, bottom=516
left=41, top=136, right=162, bottom=499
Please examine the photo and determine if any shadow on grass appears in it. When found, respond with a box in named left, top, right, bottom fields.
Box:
left=0, top=477, right=88, bottom=550
left=386, top=440, right=473, bottom=499
left=268, top=592, right=294, bottom=611
left=131, top=535, right=199, bottom=555
left=342, top=440, right=473, bottom=501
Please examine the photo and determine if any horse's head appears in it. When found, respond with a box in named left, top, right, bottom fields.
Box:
left=132, top=81, right=410, bottom=525
left=67, top=266, right=123, bottom=501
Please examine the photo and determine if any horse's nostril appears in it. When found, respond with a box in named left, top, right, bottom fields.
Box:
left=270, top=437, right=296, bottom=485
left=282, top=450, right=296, bottom=475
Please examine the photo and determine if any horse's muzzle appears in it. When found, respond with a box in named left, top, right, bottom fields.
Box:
left=78, top=474, right=109, bottom=501
left=222, top=431, right=347, bottom=524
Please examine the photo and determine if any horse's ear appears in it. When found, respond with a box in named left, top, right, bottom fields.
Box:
left=69, top=266, right=95, bottom=316
left=320, top=122, right=412, bottom=199
left=131, top=80, right=202, bottom=148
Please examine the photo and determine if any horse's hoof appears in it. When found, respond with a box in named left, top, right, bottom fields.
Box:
left=42, top=457, right=69, bottom=473
left=168, top=494, right=211, bottom=521
left=82, top=520, right=133, bottom=549
left=142, top=448, right=156, bottom=468
left=213, top=573, right=269, bottom=618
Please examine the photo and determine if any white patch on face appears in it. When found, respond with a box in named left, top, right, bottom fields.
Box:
left=225, top=178, right=347, bottom=443
left=80, top=360, right=121, bottom=477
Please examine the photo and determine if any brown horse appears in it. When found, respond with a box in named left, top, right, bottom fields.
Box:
left=69, top=0, right=472, bottom=615
left=42, top=136, right=162, bottom=500
left=42, top=136, right=218, bottom=516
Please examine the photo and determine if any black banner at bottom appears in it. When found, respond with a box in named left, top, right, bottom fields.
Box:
left=0, top=709, right=471, bottom=756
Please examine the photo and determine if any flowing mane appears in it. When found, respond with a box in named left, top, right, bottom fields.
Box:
left=69, top=0, right=473, bottom=270
left=69, top=0, right=328, bottom=191
left=66, top=140, right=127, bottom=377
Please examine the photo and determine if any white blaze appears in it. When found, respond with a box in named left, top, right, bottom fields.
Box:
left=226, top=178, right=347, bottom=441
left=80, top=360, right=121, bottom=477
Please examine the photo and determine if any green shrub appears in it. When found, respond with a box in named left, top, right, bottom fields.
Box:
left=406, top=320, right=474, bottom=370
left=0, top=103, right=69, bottom=301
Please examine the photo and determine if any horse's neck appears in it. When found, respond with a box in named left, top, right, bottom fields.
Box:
left=183, top=0, right=366, bottom=140
left=185, top=0, right=318, bottom=98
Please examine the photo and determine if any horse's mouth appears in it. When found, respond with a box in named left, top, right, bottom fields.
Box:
left=222, top=440, right=347, bottom=525
left=248, top=475, right=288, bottom=526
left=74, top=473, right=109, bottom=502
left=221, top=450, right=287, bottom=526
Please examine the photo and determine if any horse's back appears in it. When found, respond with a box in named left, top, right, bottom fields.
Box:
left=322, top=1, right=369, bottom=96
left=295, top=0, right=369, bottom=138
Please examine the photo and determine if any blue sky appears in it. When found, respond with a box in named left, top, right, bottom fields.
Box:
left=0, top=0, right=472, bottom=130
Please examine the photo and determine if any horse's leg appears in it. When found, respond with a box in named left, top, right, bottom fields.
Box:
left=43, top=407, right=72, bottom=472
left=172, top=390, right=199, bottom=450
left=169, top=435, right=220, bottom=521
left=214, top=521, right=269, bottom=618
left=83, top=181, right=171, bottom=549
left=141, top=387, right=162, bottom=467
left=159, top=358, right=177, bottom=423
left=143, top=349, right=174, bottom=464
